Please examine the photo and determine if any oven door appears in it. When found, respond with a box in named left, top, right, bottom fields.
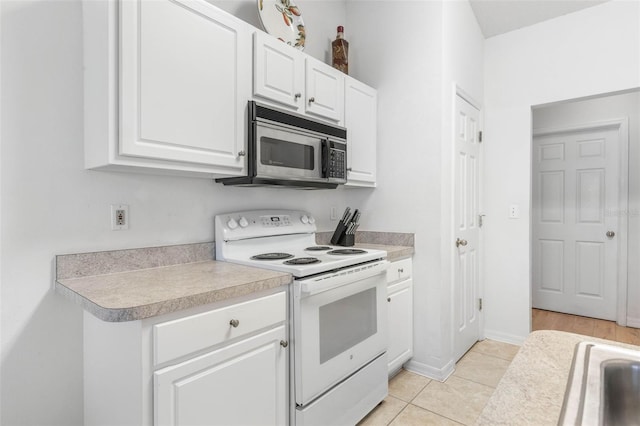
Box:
left=293, top=260, right=388, bottom=405
left=255, top=121, right=324, bottom=181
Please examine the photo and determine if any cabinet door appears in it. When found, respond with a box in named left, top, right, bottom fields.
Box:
left=387, top=279, right=413, bottom=374
left=305, top=58, right=344, bottom=123
left=345, top=77, right=377, bottom=187
left=119, top=0, right=250, bottom=172
left=155, top=326, right=287, bottom=426
left=253, top=32, right=305, bottom=111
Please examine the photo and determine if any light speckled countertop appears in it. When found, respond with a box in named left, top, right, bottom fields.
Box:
left=476, top=330, right=640, bottom=425
left=55, top=240, right=414, bottom=323
left=56, top=261, right=291, bottom=322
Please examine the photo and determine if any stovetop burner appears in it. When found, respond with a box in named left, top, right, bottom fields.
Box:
left=284, top=257, right=321, bottom=265
left=305, top=246, right=332, bottom=251
left=250, top=252, right=294, bottom=261
left=327, top=249, right=368, bottom=255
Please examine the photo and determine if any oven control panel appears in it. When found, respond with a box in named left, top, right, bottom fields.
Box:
left=215, top=210, right=318, bottom=242
left=261, top=215, right=291, bottom=227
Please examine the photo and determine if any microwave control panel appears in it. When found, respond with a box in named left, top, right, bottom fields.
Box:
left=323, top=140, right=347, bottom=181
left=328, top=149, right=346, bottom=179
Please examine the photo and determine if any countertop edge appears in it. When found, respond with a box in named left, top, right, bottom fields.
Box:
left=55, top=261, right=292, bottom=322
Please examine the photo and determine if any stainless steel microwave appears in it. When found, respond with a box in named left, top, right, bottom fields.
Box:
left=216, top=101, right=347, bottom=189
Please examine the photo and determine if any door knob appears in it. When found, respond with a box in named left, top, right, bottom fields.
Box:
left=606, top=231, right=615, bottom=238
left=456, top=238, right=468, bottom=247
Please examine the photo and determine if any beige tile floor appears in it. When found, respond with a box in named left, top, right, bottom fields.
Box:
left=358, top=339, right=520, bottom=426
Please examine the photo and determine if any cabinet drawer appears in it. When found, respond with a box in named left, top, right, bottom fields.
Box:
left=153, top=291, right=286, bottom=365
left=386, top=258, right=412, bottom=284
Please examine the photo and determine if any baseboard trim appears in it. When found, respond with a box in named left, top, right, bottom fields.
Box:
left=403, top=359, right=455, bottom=382
left=626, top=317, right=640, bottom=328
left=484, top=329, right=527, bottom=346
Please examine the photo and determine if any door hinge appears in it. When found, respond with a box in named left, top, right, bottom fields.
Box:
left=478, top=131, right=483, bottom=143
left=479, top=214, right=485, bottom=228
left=479, top=298, right=483, bottom=311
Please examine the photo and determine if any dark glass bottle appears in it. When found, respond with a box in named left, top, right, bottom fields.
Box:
left=332, top=26, right=349, bottom=74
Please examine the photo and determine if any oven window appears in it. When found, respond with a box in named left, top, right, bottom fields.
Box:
left=260, top=137, right=315, bottom=170
left=318, top=288, right=377, bottom=364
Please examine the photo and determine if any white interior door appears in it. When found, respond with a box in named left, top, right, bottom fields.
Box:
left=453, top=95, right=481, bottom=362
left=532, top=127, right=620, bottom=321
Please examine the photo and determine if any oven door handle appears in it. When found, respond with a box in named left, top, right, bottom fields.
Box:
left=298, top=260, right=389, bottom=297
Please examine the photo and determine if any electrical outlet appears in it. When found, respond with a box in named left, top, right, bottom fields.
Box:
left=330, top=206, right=338, bottom=221
left=111, top=204, right=129, bottom=230
left=509, top=204, right=520, bottom=219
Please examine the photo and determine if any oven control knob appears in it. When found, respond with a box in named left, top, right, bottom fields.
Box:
left=238, top=217, right=249, bottom=228
left=301, top=215, right=309, bottom=224
left=227, top=218, right=238, bottom=230
left=308, top=215, right=316, bottom=224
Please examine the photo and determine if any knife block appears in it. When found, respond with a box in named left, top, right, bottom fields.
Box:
left=336, top=233, right=354, bottom=247
left=330, top=221, right=348, bottom=245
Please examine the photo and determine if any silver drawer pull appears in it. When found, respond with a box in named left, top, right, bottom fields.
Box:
left=280, top=340, right=288, bottom=348
left=229, top=319, right=240, bottom=328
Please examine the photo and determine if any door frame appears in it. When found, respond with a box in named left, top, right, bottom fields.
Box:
left=531, top=117, right=629, bottom=325
left=450, top=84, right=484, bottom=360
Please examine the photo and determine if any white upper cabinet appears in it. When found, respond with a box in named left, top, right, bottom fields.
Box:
left=305, top=56, right=345, bottom=123
left=253, top=32, right=345, bottom=124
left=84, top=0, right=252, bottom=177
left=253, top=31, right=305, bottom=111
left=344, top=77, right=377, bottom=187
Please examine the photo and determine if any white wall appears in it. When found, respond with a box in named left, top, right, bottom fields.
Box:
left=532, top=91, right=640, bottom=326
left=347, top=0, right=447, bottom=376
left=483, top=0, right=640, bottom=343
left=345, top=0, right=484, bottom=377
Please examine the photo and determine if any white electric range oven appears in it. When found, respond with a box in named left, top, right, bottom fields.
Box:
left=215, top=210, right=388, bottom=425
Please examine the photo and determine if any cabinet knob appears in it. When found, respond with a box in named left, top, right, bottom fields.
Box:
left=347, top=167, right=352, bottom=172
left=229, top=319, right=240, bottom=328
left=606, top=231, right=615, bottom=238
left=280, top=340, right=289, bottom=348
left=456, top=238, right=468, bottom=247
left=387, top=297, right=391, bottom=302
left=308, top=97, right=315, bottom=104
left=398, top=268, right=404, bottom=273
left=294, top=93, right=301, bottom=101
left=237, top=150, right=246, bottom=157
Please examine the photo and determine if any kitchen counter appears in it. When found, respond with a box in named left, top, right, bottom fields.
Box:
left=359, top=243, right=414, bottom=262
left=55, top=237, right=413, bottom=323
left=476, top=330, right=640, bottom=425
left=56, top=259, right=291, bottom=322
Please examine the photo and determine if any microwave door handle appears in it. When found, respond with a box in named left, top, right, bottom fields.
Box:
left=321, top=138, right=329, bottom=178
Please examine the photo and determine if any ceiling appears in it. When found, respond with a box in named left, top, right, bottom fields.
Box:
left=468, top=0, right=611, bottom=38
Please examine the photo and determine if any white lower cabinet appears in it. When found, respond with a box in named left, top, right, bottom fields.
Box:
left=386, top=258, right=413, bottom=375
left=155, top=326, right=287, bottom=426
left=83, top=290, right=288, bottom=426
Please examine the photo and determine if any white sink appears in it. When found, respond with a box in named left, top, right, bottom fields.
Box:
left=559, top=342, right=640, bottom=425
